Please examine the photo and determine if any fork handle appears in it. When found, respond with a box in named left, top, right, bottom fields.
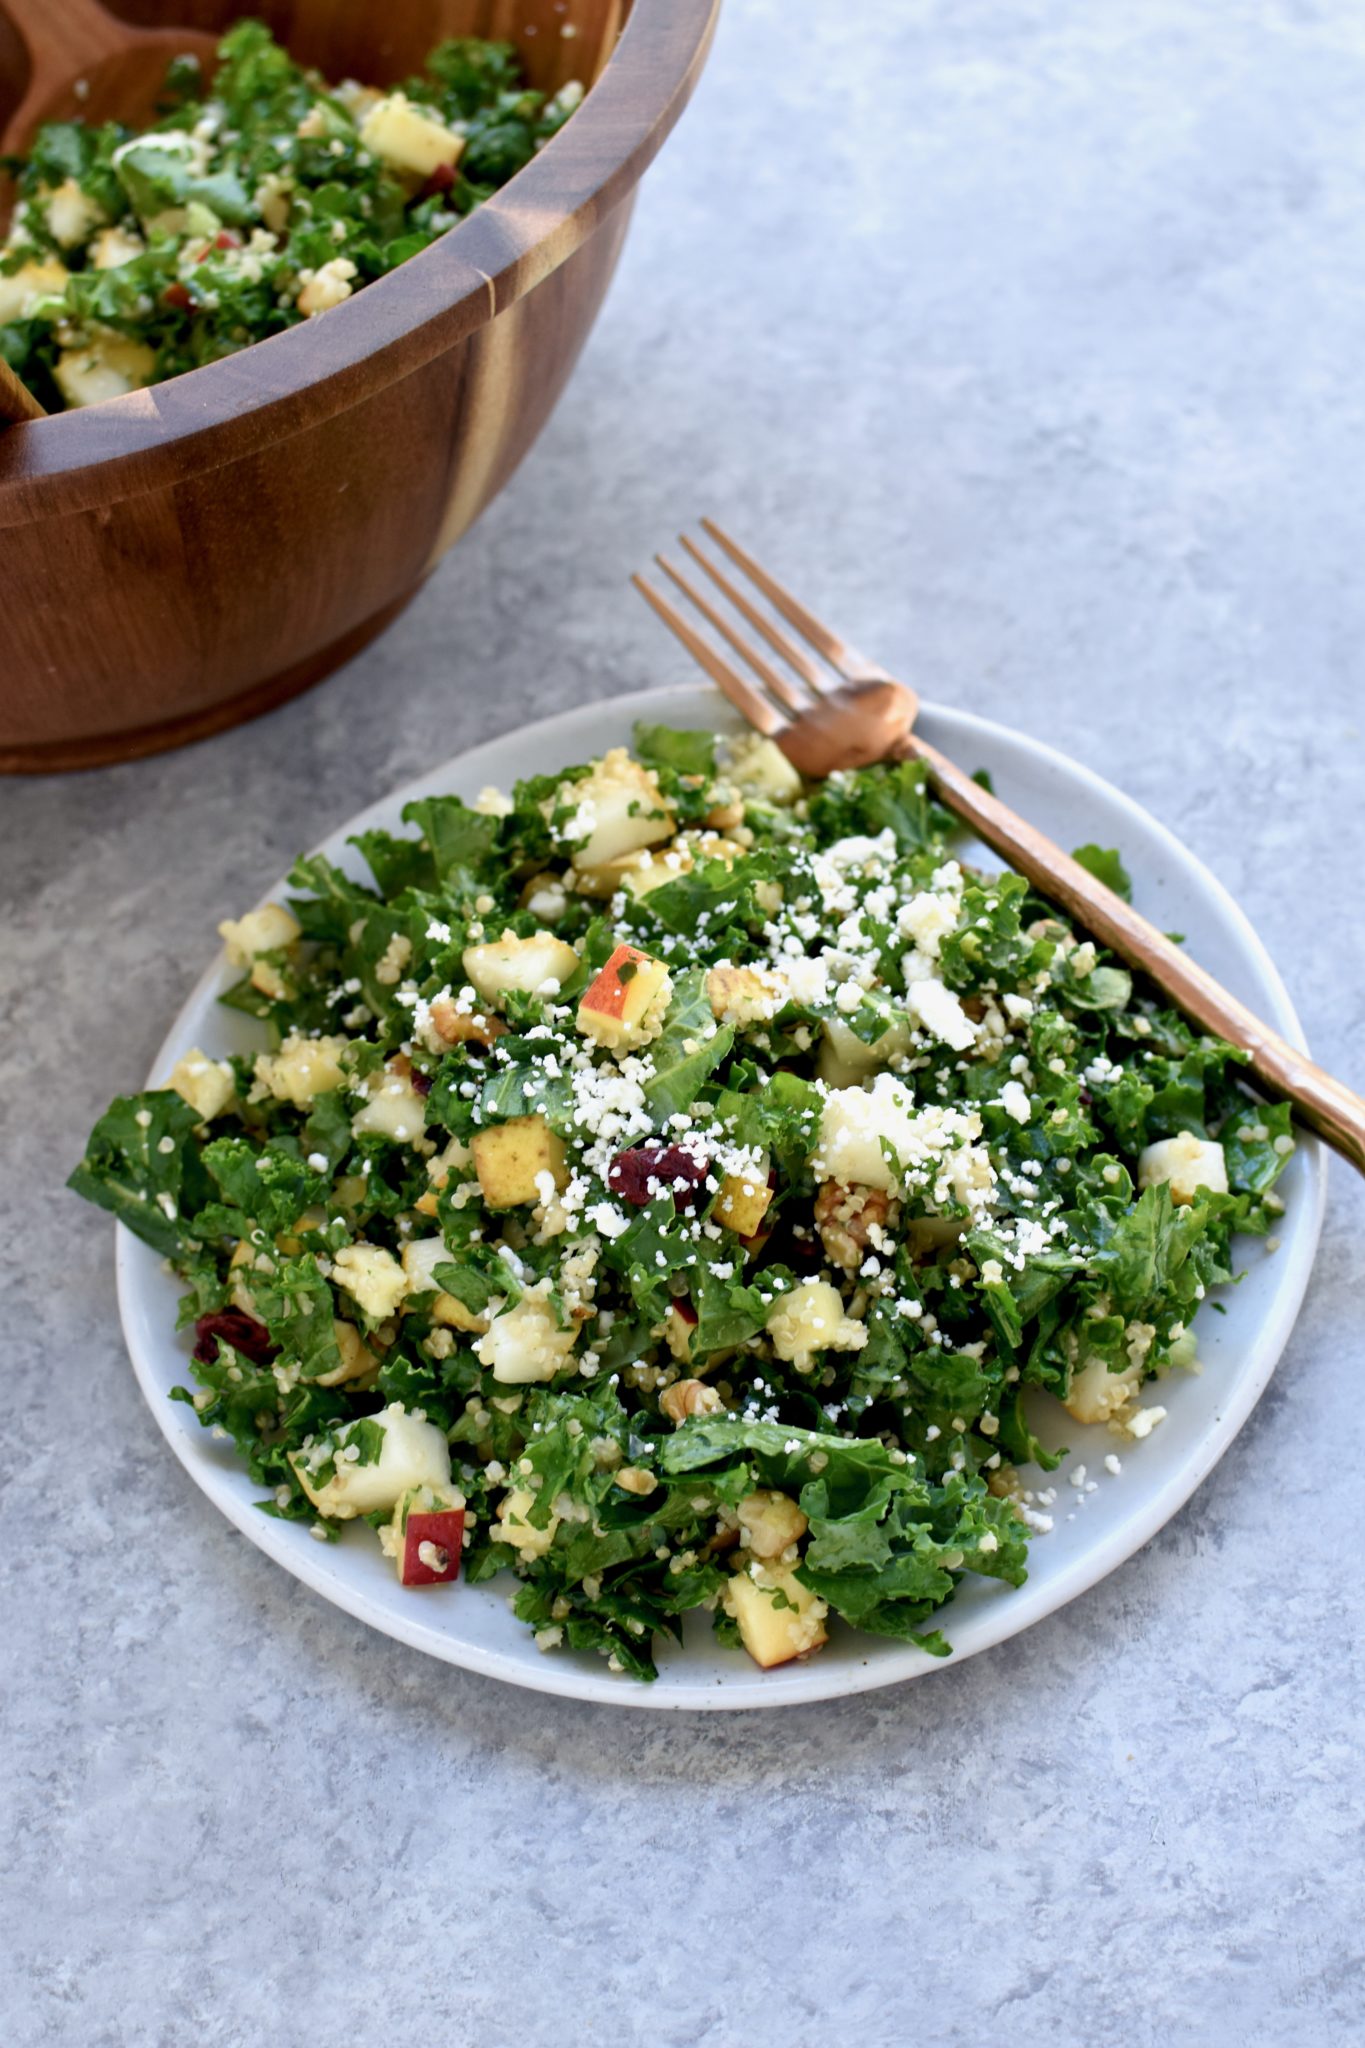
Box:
left=900, top=731, right=1365, bottom=1176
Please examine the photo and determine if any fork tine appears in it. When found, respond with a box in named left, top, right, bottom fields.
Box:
left=630, top=574, right=789, bottom=739
left=701, top=518, right=876, bottom=681
left=656, top=550, right=807, bottom=715
left=678, top=534, right=828, bottom=700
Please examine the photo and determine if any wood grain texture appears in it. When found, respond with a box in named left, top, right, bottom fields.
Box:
left=0, top=0, right=718, bottom=769
left=0, top=355, right=43, bottom=421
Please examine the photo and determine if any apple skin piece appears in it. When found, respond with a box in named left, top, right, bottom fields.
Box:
left=576, top=943, right=673, bottom=1051
left=471, top=1115, right=570, bottom=1208
left=723, top=1566, right=829, bottom=1669
left=714, top=1164, right=773, bottom=1239
left=401, top=1508, right=466, bottom=1587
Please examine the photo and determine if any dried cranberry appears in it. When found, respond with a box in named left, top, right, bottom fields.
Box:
left=193, top=1308, right=277, bottom=1367
left=163, top=281, right=193, bottom=311
left=422, top=161, right=458, bottom=196
left=410, top=1069, right=433, bottom=1097
left=214, top=230, right=241, bottom=250
left=607, top=1143, right=710, bottom=1209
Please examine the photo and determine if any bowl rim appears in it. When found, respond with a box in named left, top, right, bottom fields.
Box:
left=0, top=0, right=719, bottom=524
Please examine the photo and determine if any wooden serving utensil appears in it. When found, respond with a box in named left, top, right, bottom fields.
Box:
left=0, top=357, right=44, bottom=422
left=1, top=0, right=218, bottom=155
left=635, top=520, right=1365, bottom=1177
left=0, top=0, right=218, bottom=424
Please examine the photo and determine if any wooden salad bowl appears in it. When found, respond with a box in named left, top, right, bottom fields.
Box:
left=0, top=0, right=719, bottom=771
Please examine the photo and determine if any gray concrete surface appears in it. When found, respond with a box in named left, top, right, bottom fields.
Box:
left=3, top=2, right=1363, bottom=2042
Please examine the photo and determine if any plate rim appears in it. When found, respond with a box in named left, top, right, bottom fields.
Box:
left=114, top=684, right=1328, bottom=1710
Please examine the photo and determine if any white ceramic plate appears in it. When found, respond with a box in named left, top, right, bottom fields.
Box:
left=116, top=685, right=1326, bottom=1709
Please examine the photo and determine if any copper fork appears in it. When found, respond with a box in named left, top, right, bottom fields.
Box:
left=633, top=520, right=1365, bottom=1175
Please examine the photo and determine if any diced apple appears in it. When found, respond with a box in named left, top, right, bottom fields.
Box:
left=721, top=733, right=804, bottom=804
left=1063, top=1351, right=1142, bottom=1425
left=1138, top=1133, right=1228, bottom=1205
left=471, top=1115, right=568, bottom=1208
left=474, top=1292, right=578, bottom=1384
left=296, top=256, right=356, bottom=315
left=44, top=177, right=106, bottom=248
left=414, top=1135, right=474, bottom=1218
left=377, top=1481, right=465, bottom=1578
left=705, top=964, right=785, bottom=1026
left=570, top=848, right=671, bottom=900
left=314, top=1319, right=380, bottom=1388
left=249, top=958, right=292, bottom=1001
left=273, top=1205, right=326, bottom=1257
left=723, top=1565, right=828, bottom=1668
left=556, top=748, right=675, bottom=867
left=227, top=1238, right=274, bottom=1316
left=253, top=1033, right=349, bottom=1107
left=219, top=901, right=301, bottom=966
left=574, top=832, right=741, bottom=901
left=519, top=871, right=569, bottom=920
left=905, top=1215, right=966, bottom=1259
left=389, top=1490, right=466, bottom=1587
left=663, top=1300, right=698, bottom=1362
left=290, top=1403, right=451, bottom=1520
left=766, top=1278, right=867, bottom=1373
left=351, top=1063, right=428, bottom=1143
left=576, top=943, right=672, bottom=1051
left=737, top=1490, right=808, bottom=1560
left=359, top=92, right=465, bottom=178
left=166, top=1047, right=234, bottom=1122
left=462, top=931, right=580, bottom=1008
left=0, top=256, right=69, bottom=323
left=816, top=1015, right=911, bottom=1087
left=90, top=225, right=146, bottom=270
left=52, top=332, right=157, bottom=408
left=576, top=843, right=693, bottom=900
left=490, top=1486, right=559, bottom=1558
left=332, top=1242, right=408, bottom=1321
left=333, top=78, right=383, bottom=123
left=400, top=1236, right=488, bottom=1333
left=714, top=1162, right=773, bottom=1239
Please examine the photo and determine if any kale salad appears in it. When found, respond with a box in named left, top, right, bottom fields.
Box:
left=0, top=20, right=581, bottom=411
left=69, top=728, right=1295, bottom=1679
